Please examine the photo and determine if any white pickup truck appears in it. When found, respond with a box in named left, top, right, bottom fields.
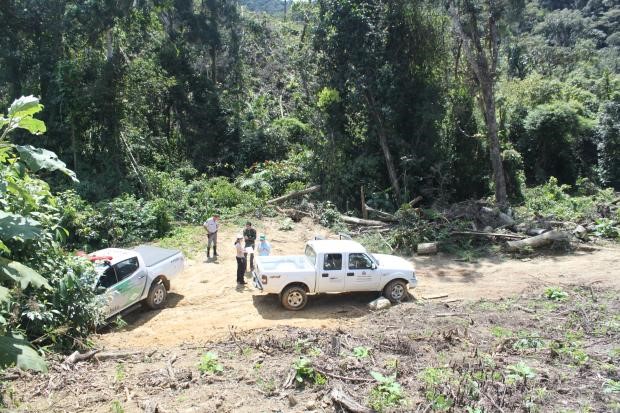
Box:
left=252, top=239, right=416, bottom=310
left=90, top=245, right=184, bottom=318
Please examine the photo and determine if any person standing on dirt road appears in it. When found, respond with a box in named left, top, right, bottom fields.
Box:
left=257, top=234, right=271, bottom=256
left=243, top=221, right=257, bottom=272
left=203, top=214, right=220, bottom=259
left=235, top=235, right=246, bottom=285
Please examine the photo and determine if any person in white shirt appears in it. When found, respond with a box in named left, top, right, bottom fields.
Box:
left=234, top=235, right=246, bottom=285
left=203, top=214, right=220, bottom=259
left=257, top=234, right=271, bottom=256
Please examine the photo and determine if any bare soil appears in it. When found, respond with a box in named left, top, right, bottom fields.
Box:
left=96, top=218, right=620, bottom=349
left=5, top=284, right=619, bottom=412
left=4, top=220, right=620, bottom=412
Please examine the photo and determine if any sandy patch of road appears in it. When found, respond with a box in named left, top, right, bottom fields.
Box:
left=97, top=219, right=620, bottom=349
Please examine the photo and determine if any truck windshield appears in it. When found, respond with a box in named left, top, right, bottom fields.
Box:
left=304, top=245, right=316, bottom=266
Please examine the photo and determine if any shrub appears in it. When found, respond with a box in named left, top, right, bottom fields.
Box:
left=518, top=176, right=615, bottom=222
left=368, top=372, right=406, bottom=412
left=293, top=357, right=326, bottom=386
left=236, top=150, right=313, bottom=199
left=198, top=352, right=224, bottom=375
left=544, top=287, right=568, bottom=301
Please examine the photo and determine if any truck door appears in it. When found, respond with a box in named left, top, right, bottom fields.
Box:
left=107, top=257, right=147, bottom=314
left=316, top=253, right=346, bottom=293
left=345, top=253, right=379, bottom=291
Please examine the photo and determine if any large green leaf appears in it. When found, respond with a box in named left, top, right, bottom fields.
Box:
left=0, top=211, right=41, bottom=241
left=7, top=96, right=43, bottom=118
left=15, top=145, right=78, bottom=182
left=0, top=285, right=10, bottom=304
left=0, top=258, right=50, bottom=290
left=0, top=335, right=47, bottom=372
left=15, top=117, right=46, bottom=135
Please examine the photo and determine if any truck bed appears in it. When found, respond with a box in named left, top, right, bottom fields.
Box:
left=257, top=255, right=314, bottom=274
left=132, top=245, right=182, bottom=268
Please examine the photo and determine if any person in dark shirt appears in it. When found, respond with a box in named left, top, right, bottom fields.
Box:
left=243, top=221, right=257, bottom=272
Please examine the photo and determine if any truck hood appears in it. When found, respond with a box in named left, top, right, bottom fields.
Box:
left=373, top=254, right=415, bottom=272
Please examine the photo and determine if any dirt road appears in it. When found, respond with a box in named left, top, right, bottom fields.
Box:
left=97, top=219, right=620, bottom=349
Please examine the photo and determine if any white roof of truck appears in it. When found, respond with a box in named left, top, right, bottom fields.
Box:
left=89, top=248, right=138, bottom=266
left=307, top=239, right=367, bottom=254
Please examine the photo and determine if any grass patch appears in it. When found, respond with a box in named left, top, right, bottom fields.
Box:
left=157, top=225, right=204, bottom=259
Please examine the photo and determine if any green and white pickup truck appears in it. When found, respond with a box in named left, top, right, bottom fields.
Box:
left=90, top=245, right=184, bottom=318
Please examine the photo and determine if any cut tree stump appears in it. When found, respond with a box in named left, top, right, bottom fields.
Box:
left=417, top=242, right=438, bottom=255
left=506, top=230, right=570, bottom=252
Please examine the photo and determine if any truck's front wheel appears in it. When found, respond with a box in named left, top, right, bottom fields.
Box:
left=281, top=285, right=308, bottom=311
left=145, top=282, right=168, bottom=310
left=384, top=280, right=408, bottom=303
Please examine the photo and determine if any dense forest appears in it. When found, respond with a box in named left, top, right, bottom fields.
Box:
left=2, top=0, right=618, bottom=206
left=0, top=0, right=619, bottom=372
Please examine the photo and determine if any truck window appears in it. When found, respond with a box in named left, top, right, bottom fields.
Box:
left=323, top=253, right=342, bottom=271
left=115, top=257, right=139, bottom=282
left=98, top=266, right=118, bottom=289
left=305, top=245, right=317, bottom=266
left=348, top=253, right=373, bottom=270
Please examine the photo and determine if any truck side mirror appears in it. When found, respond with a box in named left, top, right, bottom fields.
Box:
left=371, top=263, right=377, bottom=270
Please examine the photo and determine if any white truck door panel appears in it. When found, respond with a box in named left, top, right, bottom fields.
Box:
left=345, top=253, right=379, bottom=291
left=316, top=253, right=345, bottom=293
left=108, top=257, right=147, bottom=314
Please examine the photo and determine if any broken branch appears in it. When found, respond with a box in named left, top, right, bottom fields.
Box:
left=267, top=185, right=321, bottom=204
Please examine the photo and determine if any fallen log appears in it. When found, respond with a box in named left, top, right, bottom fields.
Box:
left=94, top=350, right=143, bottom=362
left=423, top=294, right=448, bottom=300
left=340, top=215, right=387, bottom=226
left=63, top=349, right=100, bottom=365
left=506, top=230, right=570, bottom=252
left=364, top=204, right=398, bottom=222
left=330, top=385, right=374, bottom=413
left=435, top=313, right=469, bottom=318
left=409, top=195, right=423, bottom=207
left=451, top=231, right=525, bottom=239
left=417, top=242, right=438, bottom=255
left=267, top=185, right=321, bottom=204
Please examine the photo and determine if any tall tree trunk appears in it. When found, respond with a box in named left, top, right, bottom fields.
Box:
left=376, top=122, right=401, bottom=199
left=448, top=0, right=508, bottom=206
left=480, top=79, right=507, bottom=205
left=364, top=91, right=401, bottom=200
left=365, top=91, right=401, bottom=200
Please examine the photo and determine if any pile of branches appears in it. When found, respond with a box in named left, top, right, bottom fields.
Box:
left=268, top=185, right=620, bottom=253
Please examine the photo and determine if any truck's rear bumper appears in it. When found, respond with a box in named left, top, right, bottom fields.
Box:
left=252, top=271, right=263, bottom=291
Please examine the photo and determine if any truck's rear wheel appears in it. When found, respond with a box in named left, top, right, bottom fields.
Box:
left=281, top=285, right=308, bottom=311
left=384, top=280, right=408, bottom=303
left=146, top=282, right=167, bottom=310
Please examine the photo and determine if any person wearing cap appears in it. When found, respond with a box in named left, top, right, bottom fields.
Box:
left=203, top=214, right=220, bottom=259
left=234, top=235, right=246, bottom=285
left=243, top=221, right=257, bottom=272
left=257, top=234, right=271, bottom=256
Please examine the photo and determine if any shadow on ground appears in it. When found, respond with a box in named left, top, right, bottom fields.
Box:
left=251, top=291, right=380, bottom=321
left=99, top=292, right=185, bottom=334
